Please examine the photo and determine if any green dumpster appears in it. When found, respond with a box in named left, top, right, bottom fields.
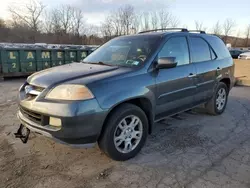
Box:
left=37, top=50, right=52, bottom=71
left=2, top=49, right=20, bottom=74
left=52, top=50, right=65, bottom=67
left=0, top=50, right=2, bottom=76
left=65, top=50, right=77, bottom=64
left=20, top=50, right=37, bottom=73
left=77, top=50, right=88, bottom=62
left=0, top=46, right=92, bottom=78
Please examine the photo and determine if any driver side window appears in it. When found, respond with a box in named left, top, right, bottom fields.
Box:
left=158, top=37, right=190, bottom=66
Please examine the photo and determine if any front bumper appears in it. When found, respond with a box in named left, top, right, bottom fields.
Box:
left=17, top=98, right=108, bottom=146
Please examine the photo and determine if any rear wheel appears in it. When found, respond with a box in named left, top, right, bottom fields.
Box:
left=98, top=103, right=148, bottom=161
left=205, top=82, right=228, bottom=115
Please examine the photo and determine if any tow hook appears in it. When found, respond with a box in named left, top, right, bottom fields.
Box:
left=14, top=124, right=30, bottom=144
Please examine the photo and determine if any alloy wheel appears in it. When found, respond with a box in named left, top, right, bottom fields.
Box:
left=114, top=115, right=143, bottom=153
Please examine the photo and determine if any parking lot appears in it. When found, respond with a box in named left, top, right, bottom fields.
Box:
left=0, top=79, right=250, bottom=188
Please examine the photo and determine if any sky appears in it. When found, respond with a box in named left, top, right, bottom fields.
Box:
left=1, top=0, right=250, bottom=36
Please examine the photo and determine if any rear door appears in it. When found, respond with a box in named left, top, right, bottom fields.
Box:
left=188, top=36, right=218, bottom=104
left=155, top=36, right=196, bottom=119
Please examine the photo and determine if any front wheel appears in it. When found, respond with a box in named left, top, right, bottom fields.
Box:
left=205, top=82, right=229, bottom=115
left=98, top=103, right=148, bottom=161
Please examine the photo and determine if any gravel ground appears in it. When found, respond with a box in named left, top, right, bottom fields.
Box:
left=0, top=79, right=250, bottom=188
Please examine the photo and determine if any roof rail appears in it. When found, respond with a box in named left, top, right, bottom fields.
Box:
left=138, top=28, right=188, bottom=34
left=188, top=30, right=206, bottom=34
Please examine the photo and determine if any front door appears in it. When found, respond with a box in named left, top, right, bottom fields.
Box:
left=155, top=36, right=197, bottom=120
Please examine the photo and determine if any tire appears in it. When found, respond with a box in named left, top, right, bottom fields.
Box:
left=98, top=103, right=148, bottom=161
left=205, top=82, right=229, bottom=115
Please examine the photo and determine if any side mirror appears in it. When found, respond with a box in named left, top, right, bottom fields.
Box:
left=156, top=57, right=177, bottom=69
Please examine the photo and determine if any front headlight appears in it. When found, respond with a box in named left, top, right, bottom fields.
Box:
left=45, top=84, right=94, bottom=100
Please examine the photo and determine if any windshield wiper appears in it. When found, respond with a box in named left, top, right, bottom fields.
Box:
left=83, top=61, right=113, bottom=66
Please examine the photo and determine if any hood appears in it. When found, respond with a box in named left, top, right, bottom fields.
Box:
left=27, top=63, right=119, bottom=88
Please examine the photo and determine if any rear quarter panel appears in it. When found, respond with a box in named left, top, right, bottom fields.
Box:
left=219, top=57, right=235, bottom=89
left=203, top=35, right=235, bottom=89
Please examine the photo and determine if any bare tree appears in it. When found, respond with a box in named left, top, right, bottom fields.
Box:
left=194, top=20, right=204, bottom=30
left=85, top=25, right=100, bottom=44
left=223, top=18, right=236, bottom=43
left=86, top=25, right=100, bottom=36
left=0, top=19, right=5, bottom=28
left=158, top=9, right=171, bottom=28
left=45, top=5, right=84, bottom=37
left=101, top=11, right=121, bottom=37
left=58, top=5, right=74, bottom=34
left=3, top=2, right=184, bottom=44
left=131, top=14, right=140, bottom=34
left=102, top=5, right=136, bottom=36
left=233, top=31, right=241, bottom=47
left=119, top=5, right=135, bottom=35
left=170, top=16, right=180, bottom=27
left=141, top=12, right=150, bottom=31
left=212, top=21, right=222, bottom=35
left=112, top=11, right=122, bottom=36
left=72, top=9, right=84, bottom=37
left=245, top=24, right=250, bottom=47
left=150, top=11, right=158, bottom=29
left=101, top=16, right=114, bottom=39
left=9, top=0, right=46, bottom=32
left=43, top=11, right=54, bottom=33
left=50, top=9, right=62, bottom=34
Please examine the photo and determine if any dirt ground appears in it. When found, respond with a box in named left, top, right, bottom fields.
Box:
left=1, top=79, right=250, bottom=188
left=234, top=59, right=250, bottom=79
left=234, top=60, right=250, bottom=86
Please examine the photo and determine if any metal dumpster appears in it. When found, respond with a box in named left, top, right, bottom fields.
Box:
left=1, top=49, right=21, bottom=77
left=20, top=50, right=37, bottom=73
left=0, top=47, right=90, bottom=78
left=37, top=50, right=52, bottom=71
left=77, top=50, right=88, bottom=62
left=65, top=50, right=77, bottom=64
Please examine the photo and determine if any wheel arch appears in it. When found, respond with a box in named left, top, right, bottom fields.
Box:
left=219, top=77, right=231, bottom=91
left=99, top=97, right=154, bottom=140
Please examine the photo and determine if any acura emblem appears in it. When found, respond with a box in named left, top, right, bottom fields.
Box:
left=25, top=85, right=33, bottom=95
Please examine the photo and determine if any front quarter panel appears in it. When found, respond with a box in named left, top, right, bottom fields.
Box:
left=88, top=72, right=156, bottom=112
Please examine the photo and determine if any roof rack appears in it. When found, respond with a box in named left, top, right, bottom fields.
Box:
left=138, top=28, right=188, bottom=34
left=138, top=28, right=207, bottom=34
left=188, top=30, right=206, bottom=34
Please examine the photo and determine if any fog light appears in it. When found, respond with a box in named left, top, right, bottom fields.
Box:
left=49, top=117, right=62, bottom=127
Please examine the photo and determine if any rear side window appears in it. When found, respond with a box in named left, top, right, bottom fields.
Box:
left=190, top=37, right=211, bottom=62
left=205, top=36, right=231, bottom=59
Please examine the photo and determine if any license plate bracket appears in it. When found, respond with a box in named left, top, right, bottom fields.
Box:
left=14, top=124, right=30, bottom=143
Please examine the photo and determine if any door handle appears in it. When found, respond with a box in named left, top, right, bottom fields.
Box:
left=188, top=73, right=197, bottom=78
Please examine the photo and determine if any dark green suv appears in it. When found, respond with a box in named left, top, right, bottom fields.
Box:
left=17, top=28, right=235, bottom=161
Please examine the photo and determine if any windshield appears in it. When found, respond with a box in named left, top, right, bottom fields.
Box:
left=83, top=36, right=160, bottom=67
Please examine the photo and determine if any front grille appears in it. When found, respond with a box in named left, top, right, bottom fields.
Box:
left=20, top=107, right=42, bottom=124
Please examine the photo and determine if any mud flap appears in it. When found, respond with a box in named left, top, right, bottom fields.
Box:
left=14, top=124, right=30, bottom=143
